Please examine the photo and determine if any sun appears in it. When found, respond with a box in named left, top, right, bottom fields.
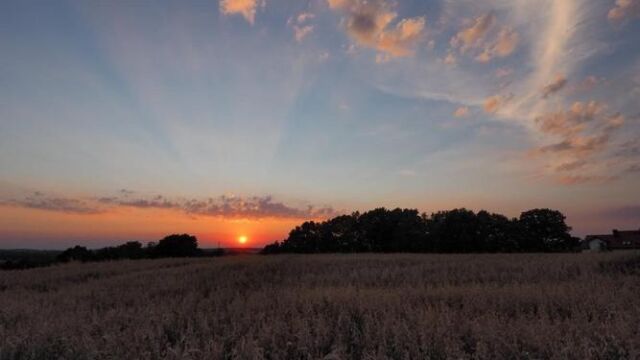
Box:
left=238, top=235, right=248, bottom=244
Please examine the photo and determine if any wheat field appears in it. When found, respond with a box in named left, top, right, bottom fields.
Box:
left=1, top=252, right=639, bottom=359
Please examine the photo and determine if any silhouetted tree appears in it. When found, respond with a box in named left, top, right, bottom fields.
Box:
left=57, top=246, right=94, bottom=262
left=262, top=207, right=577, bottom=254
left=319, top=214, right=361, bottom=252
left=152, top=234, right=201, bottom=257
left=280, top=221, right=323, bottom=253
left=261, top=241, right=282, bottom=254
left=94, top=241, right=145, bottom=261
left=518, top=209, right=576, bottom=251
left=118, top=241, right=145, bottom=259
left=427, top=209, right=481, bottom=252
left=476, top=211, right=520, bottom=252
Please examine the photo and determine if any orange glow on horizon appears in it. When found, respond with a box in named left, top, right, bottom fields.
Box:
left=0, top=205, right=304, bottom=248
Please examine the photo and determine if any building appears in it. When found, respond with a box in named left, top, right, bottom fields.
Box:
left=583, top=229, right=640, bottom=251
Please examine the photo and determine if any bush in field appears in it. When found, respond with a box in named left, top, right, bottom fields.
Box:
left=263, top=207, right=575, bottom=254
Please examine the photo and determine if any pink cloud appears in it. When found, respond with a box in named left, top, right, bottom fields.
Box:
left=220, top=0, right=264, bottom=25
left=328, top=0, right=425, bottom=58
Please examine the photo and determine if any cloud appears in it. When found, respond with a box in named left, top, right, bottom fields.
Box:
left=608, top=0, right=640, bottom=23
left=555, top=159, right=587, bottom=172
left=361, top=1, right=630, bottom=186
left=500, top=0, right=582, bottom=120
left=531, top=102, right=626, bottom=184
left=450, top=13, right=518, bottom=63
left=484, top=95, right=504, bottom=113
left=180, top=195, right=337, bottom=219
left=220, top=0, right=264, bottom=25
left=289, top=12, right=315, bottom=42
left=99, top=195, right=179, bottom=209
left=297, top=12, right=314, bottom=23
left=572, top=75, right=603, bottom=93
left=535, top=101, right=605, bottom=137
left=293, top=25, right=314, bottom=42
left=376, top=17, right=426, bottom=57
left=99, top=193, right=338, bottom=220
left=453, top=106, right=470, bottom=118
left=443, top=52, right=457, bottom=65
left=328, top=0, right=425, bottom=58
left=450, top=13, right=495, bottom=52
left=487, top=1, right=630, bottom=185
left=541, top=75, right=568, bottom=98
left=614, top=140, right=640, bottom=158
left=2, top=193, right=103, bottom=215
left=474, top=27, right=519, bottom=63
left=491, top=27, right=520, bottom=57
left=557, top=174, right=617, bottom=185
left=1, top=190, right=339, bottom=220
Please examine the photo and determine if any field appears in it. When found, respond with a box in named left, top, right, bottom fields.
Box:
left=1, top=252, right=639, bottom=359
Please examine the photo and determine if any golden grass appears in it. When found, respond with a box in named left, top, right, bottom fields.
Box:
left=1, top=252, right=639, bottom=359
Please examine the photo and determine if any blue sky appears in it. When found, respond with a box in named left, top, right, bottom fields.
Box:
left=1, top=0, right=639, bottom=247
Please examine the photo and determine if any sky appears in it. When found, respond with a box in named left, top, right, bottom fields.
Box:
left=1, top=0, right=639, bottom=249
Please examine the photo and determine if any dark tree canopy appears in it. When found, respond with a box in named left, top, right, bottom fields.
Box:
left=518, top=209, right=578, bottom=251
left=94, top=241, right=145, bottom=260
left=262, top=207, right=577, bottom=254
left=57, top=246, right=94, bottom=262
left=150, top=234, right=201, bottom=258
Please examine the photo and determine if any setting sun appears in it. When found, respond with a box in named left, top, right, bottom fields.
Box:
left=238, top=235, right=248, bottom=245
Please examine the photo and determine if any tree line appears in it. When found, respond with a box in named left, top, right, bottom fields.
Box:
left=1, top=234, right=221, bottom=270
left=56, top=234, right=222, bottom=263
left=262, top=208, right=580, bottom=254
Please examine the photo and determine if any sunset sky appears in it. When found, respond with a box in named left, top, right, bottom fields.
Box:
left=1, top=0, right=639, bottom=249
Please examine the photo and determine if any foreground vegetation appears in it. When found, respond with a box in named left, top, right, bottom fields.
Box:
left=1, top=252, right=639, bottom=359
